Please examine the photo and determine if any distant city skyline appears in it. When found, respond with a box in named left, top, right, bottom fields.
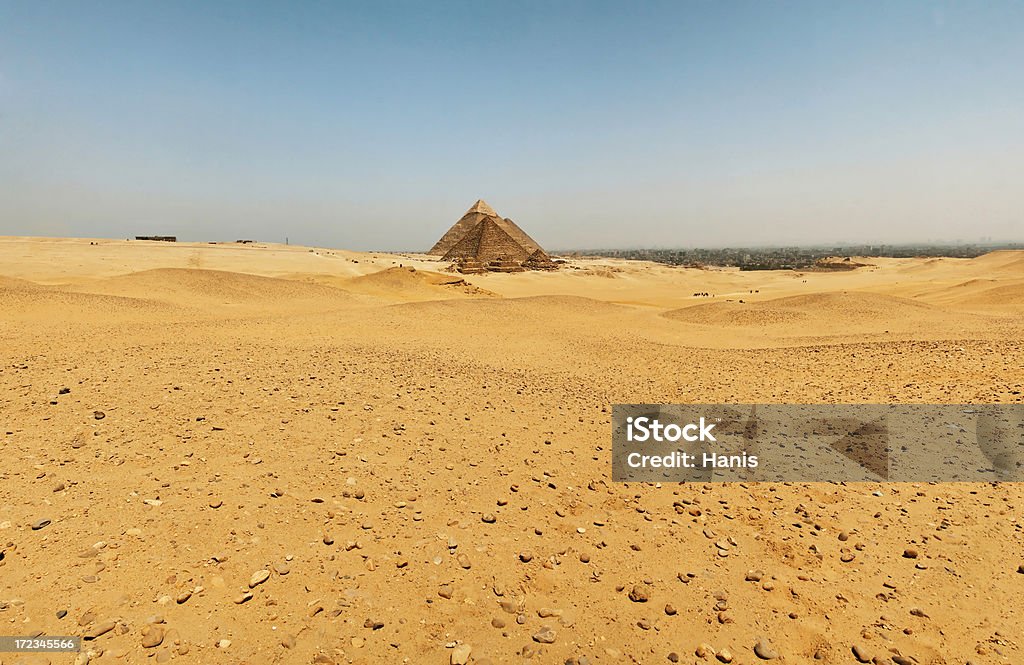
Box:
left=2, top=2, right=1022, bottom=251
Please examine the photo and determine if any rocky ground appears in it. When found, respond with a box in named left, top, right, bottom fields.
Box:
left=1, top=238, right=1022, bottom=664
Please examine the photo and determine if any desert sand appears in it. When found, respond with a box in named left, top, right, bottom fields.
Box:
left=1, top=236, right=1023, bottom=665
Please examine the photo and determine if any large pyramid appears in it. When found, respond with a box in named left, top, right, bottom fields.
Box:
left=428, top=199, right=542, bottom=256
left=441, top=217, right=533, bottom=264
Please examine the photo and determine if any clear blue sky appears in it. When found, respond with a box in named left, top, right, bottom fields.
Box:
left=1, top=1, right=1022, bottom=250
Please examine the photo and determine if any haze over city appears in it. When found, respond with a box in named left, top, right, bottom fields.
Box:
left=2, top=1, right=1022, bottom=250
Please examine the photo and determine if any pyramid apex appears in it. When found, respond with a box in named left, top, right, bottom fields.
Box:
left=466, top=199, right=498, bottom=216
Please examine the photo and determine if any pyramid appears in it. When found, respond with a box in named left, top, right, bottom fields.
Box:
left=441, top=217, right=533, bottom=264
left=428, top=200, right=542, bottom=256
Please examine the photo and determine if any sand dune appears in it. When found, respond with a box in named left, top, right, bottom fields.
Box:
left=661, top=291, right=980, bottom=336
left=70, top=267, right=354, bottom=308
left=957, top=282, right=1024, bottom=305
left=2, top=238, right=1023, bottom=665
left=0, top=286, right=172, bottom=320
left=0, top=275, right=46, bottom=290
left=341, top=266, right=498, bottom=302
left=967, top=249, right=1024, bottom=273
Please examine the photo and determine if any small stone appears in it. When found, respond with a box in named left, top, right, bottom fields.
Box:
left=93, top=410, right=105, bottom=420
left=482, top=513, right=496, bottom=523
left=249, top=569, right=271, bottom=588
left=903, top=548, right=918, bottom=559
left=753, top=638, right=778, bottom=660
left=664, top=603, right=677, bottom=616
left=668, top=653, right=679, bottom=663
left=451, top=644, right=472, bottom=664
left=217, top=639, right=231, bottom=649
left=1017, top=564, right=1024, bottom=574
left=141, top=625, right=165, bottom=648
left=281, top=634, right=296, bottom=649
left=532, top=626, right=556, bottom=644
left=519, top=551, right=534, bottom=563
left=84, top=621, right=116, bottom=640
left=439, top=584, right=454, bottom=599
left=745, top=570, right=763, bottom=582
left=628, top=585, right=649, bottom=602
left=458, top=553, right=472, bottom=569
left=31, top=518, right=51, bottom=530
left=53, top=482, right=66, bottom=492
left=57, top=609, right=68, bottom=619
left=852, top=644, right=872, bottom=663
left=234, top=591, right=253, bottom=604
left=176, top=589, right=192, bottom=604
left=716, top=648, right=734, bottom=663
left=363, top=618, right=384, bottom=630
left=209, top=500, right=222, bottom=509
left=491, top=617, right=506, bottom=628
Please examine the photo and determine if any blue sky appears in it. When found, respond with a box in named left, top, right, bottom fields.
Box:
left=1, top=1, right=1022, bottom=249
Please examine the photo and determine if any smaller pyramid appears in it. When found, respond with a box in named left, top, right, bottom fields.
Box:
left=524, top=248, right=555, bottom=266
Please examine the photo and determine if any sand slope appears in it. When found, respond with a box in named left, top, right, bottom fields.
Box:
left=70, top=267, right=354, bottom=308
left=340, top=266, right=498, bottom=302
left=661, top=292, right=987, bottom=336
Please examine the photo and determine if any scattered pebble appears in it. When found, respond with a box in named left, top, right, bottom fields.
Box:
left=628, top=585, right=649, bottom=602
left=141, top=625, right=164, bottom=648
left=852, top=644, right=872, bottom=663
left=31, top=518, right=51, bottom=530
left=451, top=644, right=472, bottom=664
left=84, top=621, right=116, bottom=640
left=532, top=626, right=556, bottom=644
left=753, top=638, right=778, bottom=660
left=249, top=569, right=271, bottom=588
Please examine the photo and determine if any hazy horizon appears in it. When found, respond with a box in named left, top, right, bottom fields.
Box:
left=2, top=2, right=1023, bottom=251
